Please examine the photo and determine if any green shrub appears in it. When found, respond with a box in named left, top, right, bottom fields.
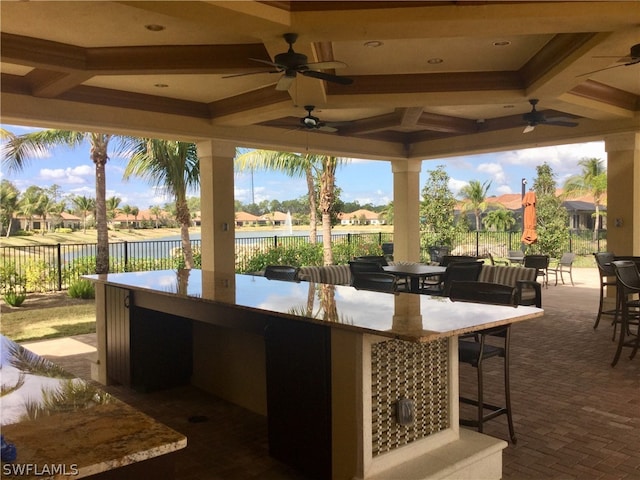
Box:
left=67, top=279, right=95, bottom=299
left=0, top=262, right=26, bottom=295
left=4, top=290, right=27, bottom=307
left=54, top=227, right=73, bottom=233
left=25, top=260, right=56, bottom=293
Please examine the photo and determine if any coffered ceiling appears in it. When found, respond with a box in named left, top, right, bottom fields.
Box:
left=1, top=1, right=639, bottom=160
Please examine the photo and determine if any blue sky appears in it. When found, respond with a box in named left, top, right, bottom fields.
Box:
left=1, top=124, right=605, bottom=210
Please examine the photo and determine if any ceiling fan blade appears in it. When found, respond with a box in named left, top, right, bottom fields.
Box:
left=222, top=69, right=280, bottom=78
left=249, top=58, right=283, bottom=69
left=318, top=125, right=338, bottom=133
left=275, top=74, right=296, bottom=91
left=577, top=63, right=627, bottom=77
left=545, top=119, right=579, bottom=127
left=302, top=70, right=353, bottom=85
left=305, top=61, right=348, bottom=70
left=523, top=125, right=535, bottom=134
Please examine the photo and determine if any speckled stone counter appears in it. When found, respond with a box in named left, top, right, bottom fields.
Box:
left=0, top=336, right=187, bottom=479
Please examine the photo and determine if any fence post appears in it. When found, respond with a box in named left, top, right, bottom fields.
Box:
left=347, top=233, right=351, bottom=245
left=124, top=240, right=128, bottom=271
left=378, top=232, right=382, bottom=244
left=274, top=236, right=278, bottom=248
left=475, top=231, right=480, bottom=256
left=57, top=243, right=62, bottom=291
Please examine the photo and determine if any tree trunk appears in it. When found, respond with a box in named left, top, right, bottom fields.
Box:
left=319, top=157, right=337, bottom=265
left=306, top=165, right=317, bottom=244
left=92, top=135, right=110, bottom=274
left=6, top=217, right=12, bottom=237
left=593, top=204, right=600, bottom=241
left=176, top=197, right=194, bottom=269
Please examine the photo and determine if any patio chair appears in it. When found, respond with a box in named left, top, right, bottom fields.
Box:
left=449, top=281, right=518, bottom=443
left=351, top=272, right=398, bottom=293
left=381, top=242, right=394, bottom=261
left=440, top=255, right=478, bottom=267
left=264, top=265, right=300, bottom=282
left=425, top=261, right=483, bottom=296
left=427, top=245, right=451, bottom=265
left=348, top=260, right=384, bottom=286
left=524, top=254, right=550, bottom=288
left=593, top=252, right=619, bottom=332
left=547, top=252, right=576, bottom=286
left=610, top=261, right=640, bottom=366
left=353, top=255, right=388, bottom=266
left=507, top=250, right=525, bottom=266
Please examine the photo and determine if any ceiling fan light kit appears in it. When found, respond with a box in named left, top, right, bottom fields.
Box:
left=234, top=33, right=353, bottom=90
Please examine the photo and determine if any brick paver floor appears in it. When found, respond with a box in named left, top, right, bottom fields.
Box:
left=21, top=268, right=640, bottom=479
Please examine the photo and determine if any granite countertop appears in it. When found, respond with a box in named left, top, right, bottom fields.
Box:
left=86, top=269, right=544, bottom=342
left=0, top=336, right=186, bottom=479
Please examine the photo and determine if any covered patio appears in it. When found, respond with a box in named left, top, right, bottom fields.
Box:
left=25, top=268, right=640, bottom=479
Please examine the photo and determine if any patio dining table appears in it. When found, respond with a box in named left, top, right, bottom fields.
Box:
left=383, top=263, right=447, bottom=293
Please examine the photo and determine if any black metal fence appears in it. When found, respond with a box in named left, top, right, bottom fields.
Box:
left=0, top=230, right=605, bottom=294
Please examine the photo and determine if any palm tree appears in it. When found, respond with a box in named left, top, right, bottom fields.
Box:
left=235, top=150, right=346, bottom=263
left=71, top=195, right=95, bottom=233
left=131, top=206, right=139, bottom=228
left=150, top=205, right=162, bottom=228
left=106, top=196, right=122, bottom=223
left=482, top=207, right=516, bottom=231
left=123, top=140, right=199, bottom=269
left=18, top=187, right=42, bottom=232
left=562, top=157, right=607, bottom=240
left=319, top=156, right=338, bottom=265
left=34, top=192, right=56, bottom=235
left=0, top=180, right=20, bottom=237
left=2, top=130, right=137, bottom=273
left=121, top=205, right=132, bottom=228
left=460, top=180, right=491, bottom=231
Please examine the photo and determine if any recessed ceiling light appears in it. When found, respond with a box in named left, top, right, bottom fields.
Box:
left=154, top=83, right=169, bottom=88
left=145, top=24, right=165, bottom=32
left=427, top=58, right=443, bottom=64
left=493, top=41, right=511, bottom=47
left=364, top=41, right=383, bottom=48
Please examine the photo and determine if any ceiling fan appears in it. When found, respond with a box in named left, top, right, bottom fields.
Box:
left=299, top=105, right=338, bottom=132
left=226, top=33, right=353, bottom=91
left=578, top=43, right=640, bottom=77
left=522, top=99, right=579, bottom=133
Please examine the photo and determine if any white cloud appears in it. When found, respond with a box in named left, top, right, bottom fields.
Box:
left=497, top=141, right=605, bottom=176
left=448, top=178, right=468, bottom=195
left=496, top=184, right=513, bottom=195
left=39, top=165, right=93, bottom=184
left=477, top=162, right=507, bottom=184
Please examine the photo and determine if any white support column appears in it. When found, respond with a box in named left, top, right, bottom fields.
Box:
left=392, top=160, right=422, bottom=262
left=196, top=140, right=237, bottom=275
left=604, top=132, right=640, bottom=256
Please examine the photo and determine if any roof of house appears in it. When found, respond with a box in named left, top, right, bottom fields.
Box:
left=235, top=211, right=260, bottom=221
left=338, top=209, right=380, bottom=220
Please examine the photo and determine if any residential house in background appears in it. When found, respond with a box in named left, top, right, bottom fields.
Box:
left=338, top=209, right=385, bottom=226
left=14, top=212, right=82, bottom=233
left=457, top=190, right=607, bottom=231
left=235, top=211, right=260, bottom=227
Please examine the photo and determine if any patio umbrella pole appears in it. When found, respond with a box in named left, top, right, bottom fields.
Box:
left=521, top=178, right=527, bottom=252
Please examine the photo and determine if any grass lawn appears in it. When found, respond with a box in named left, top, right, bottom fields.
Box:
left=1, top=294, right=96, bottom=342
left=0, top=227, right=189, bottom=247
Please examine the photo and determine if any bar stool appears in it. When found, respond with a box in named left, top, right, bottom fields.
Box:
left=610, top=261, right=640, bottom=366
left=593, top=252, right=619, bottom=336
left=449, top=281, right=518, bottom=444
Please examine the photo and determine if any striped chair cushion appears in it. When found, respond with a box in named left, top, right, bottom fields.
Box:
left=321, top=265, right=352, bottom=285
left=478, top=265, right=495, bottom=283
left=298, top=266, right=323, bottom=283
left=492, top=266, right=538, bottom=303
